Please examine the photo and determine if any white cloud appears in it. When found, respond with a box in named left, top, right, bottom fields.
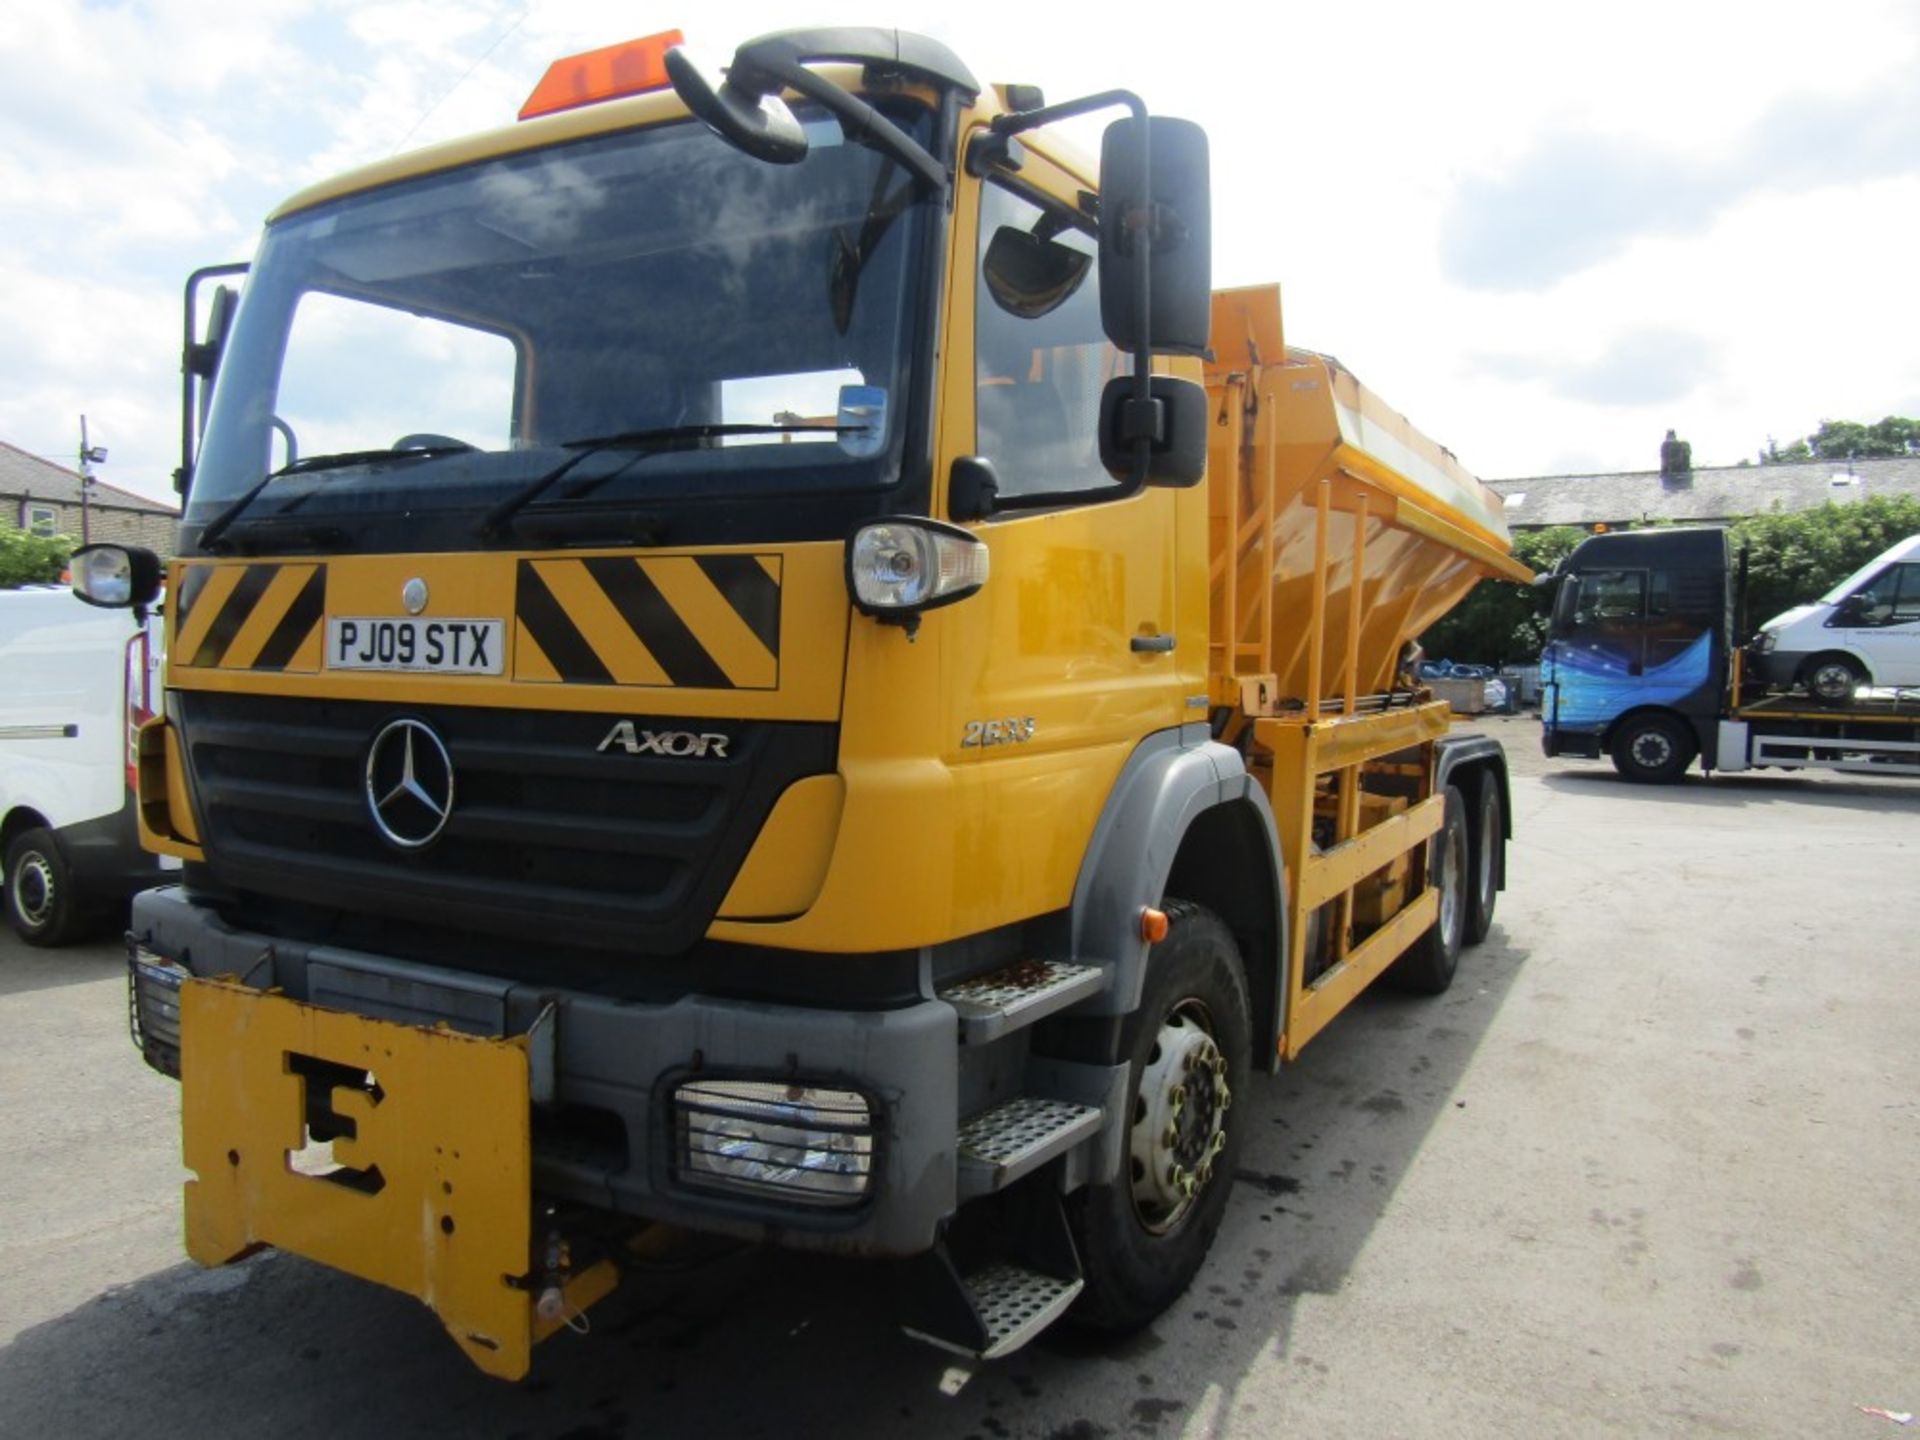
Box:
left=1, top=0, right=1917, bottom=502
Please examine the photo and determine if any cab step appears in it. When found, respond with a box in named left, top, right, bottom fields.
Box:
left=957, top=1094, right=1103, bottom=1201
left=895, top=1226, right=1085, bottom=1361
left=938, top=960, right=1106, bottom=1044
left=956, top=1262, right=1084, bottom=1359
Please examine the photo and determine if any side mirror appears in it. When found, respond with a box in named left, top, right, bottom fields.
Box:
left=1552, top=573, right=1583, bottom=628
left=982, top=226, right=1092, bottom=320
left=71, top=544, right=163, bottom=612
left=1098, top=375, right=1207, bottom=487
left=1098, top=116, right=1210, bottom=355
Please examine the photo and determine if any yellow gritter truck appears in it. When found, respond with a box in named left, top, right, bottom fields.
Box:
left=72, top=25, right=1531, bottom=1378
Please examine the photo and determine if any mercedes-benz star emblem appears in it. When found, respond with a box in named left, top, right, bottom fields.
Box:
left=365, top=719, right=455, bottom=849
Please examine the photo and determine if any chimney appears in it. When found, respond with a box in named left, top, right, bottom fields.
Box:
left=1660, top=428, right=1693, bottom=487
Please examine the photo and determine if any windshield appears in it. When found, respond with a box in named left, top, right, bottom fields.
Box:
left=187, top=101, right=936, bottom=549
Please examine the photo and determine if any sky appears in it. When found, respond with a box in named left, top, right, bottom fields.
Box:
left=3, top=0, right=1918, bottom=507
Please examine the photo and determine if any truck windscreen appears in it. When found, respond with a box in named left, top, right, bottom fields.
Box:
left=186, top=101, right=936, bottom=550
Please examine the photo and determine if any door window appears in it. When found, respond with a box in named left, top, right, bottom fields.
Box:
left=974, top=180, right=1127, bottom=501
left=1852, top=563, right=1920, bottom=626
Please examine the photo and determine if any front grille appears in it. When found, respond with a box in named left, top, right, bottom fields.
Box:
left=175, top=692, right=836, bottom=954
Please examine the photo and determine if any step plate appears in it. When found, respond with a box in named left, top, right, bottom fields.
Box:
left=939, top=960, right=1105, bottom=1044
left=970, top=1262, right=1086, bottom=1360
left=957, top=1095, right=1103, bottom=1198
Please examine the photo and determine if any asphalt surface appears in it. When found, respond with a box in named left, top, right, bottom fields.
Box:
left=3, top=714, right=1917, bottom=1439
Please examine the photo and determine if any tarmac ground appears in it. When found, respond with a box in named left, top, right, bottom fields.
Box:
left=3, top=714, right=1916, bottom=1438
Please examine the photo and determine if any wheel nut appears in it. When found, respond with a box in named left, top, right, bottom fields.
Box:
left=1164, top=1123, right=1179, bottom=1148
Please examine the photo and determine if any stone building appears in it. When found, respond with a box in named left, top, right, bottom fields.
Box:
left=1, top=440, right=179, bottom=556
left=1488, top=452, right=1920, bottom=532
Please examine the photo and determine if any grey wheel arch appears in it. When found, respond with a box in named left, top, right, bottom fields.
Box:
left=1069, top=725, right=1289, bottom=1070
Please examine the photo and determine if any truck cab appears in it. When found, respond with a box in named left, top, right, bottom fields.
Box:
left=1540, top=527, right=1731, bottom=781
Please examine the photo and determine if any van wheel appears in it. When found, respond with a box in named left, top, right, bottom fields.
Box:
left=1393, top=785, right=1468, bottom=993
left=1610, top=714, right=1696, bottom=784
left=1465, top=777, right=1502, bottom=946
left=5, top=827, right=85, bottom=947
left=1068, top=902, right=1249, bottom=1331
left=1802, top=653, right=1866, bottom=704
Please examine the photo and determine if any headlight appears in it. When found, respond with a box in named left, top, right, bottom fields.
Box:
left=674, top=1079, right=874, bottom=1207
left=847, top=518, right=988, bottom=617
left=1752, top=631, right=1776, bottom=653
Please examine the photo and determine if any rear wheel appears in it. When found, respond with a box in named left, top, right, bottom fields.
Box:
left=1610, top=713, right=1696, bottom=784
left=5, top=827, right=86, bottom=947
left=1392, top=785, right=1468, bottom=994
left=1069, top=902, right=1250, bottom=1331
left=1465, top=777, right=1502, bottom=946
left=1803, top=653, right=1866, bottom=704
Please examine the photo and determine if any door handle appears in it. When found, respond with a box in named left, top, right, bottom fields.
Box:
left=1131, top=633, right=1176, bottom=653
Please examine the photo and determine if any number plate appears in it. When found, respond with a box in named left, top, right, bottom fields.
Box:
left=326, top=617, right=505, bottom=675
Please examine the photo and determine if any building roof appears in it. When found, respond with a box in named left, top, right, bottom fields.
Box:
left=1487, top=454, right=1920, bottom=529
left=0, top=440, right=179, bottom=515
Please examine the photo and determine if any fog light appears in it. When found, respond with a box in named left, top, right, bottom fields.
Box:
left=128, top=946, right=189, bottom=1079
left=674, top=1080, right=873, bottom=1207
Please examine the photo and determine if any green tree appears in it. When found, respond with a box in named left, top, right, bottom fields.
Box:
left=1419, top=526, right=1584, bottom=666
left=1762, top=415, right=1920, bottom=463
left=1422, top=496, right=1920, bottom=667
left=1730, top=494, right=1920, bottom=628
left=0, top=528, right=74, bottom=587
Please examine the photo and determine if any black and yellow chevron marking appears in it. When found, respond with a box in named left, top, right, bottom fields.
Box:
left=172, top=563, right=327, bottom=672
left=515, top=555, right=781, bottom=689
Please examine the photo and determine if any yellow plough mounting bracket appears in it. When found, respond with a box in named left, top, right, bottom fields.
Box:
left=181, top=978, right=612, bottom=1379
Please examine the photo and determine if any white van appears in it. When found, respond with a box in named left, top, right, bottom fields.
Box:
left=1751, top=534, right=1920, bottom=702
left=0, top=586, right=173, bottom=945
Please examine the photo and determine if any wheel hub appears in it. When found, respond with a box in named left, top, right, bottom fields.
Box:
left=1129, top=1002, right=1230, bottom=1234
left=11, top=853, right=55, bottom=929
left=1631, top=732, right=1672, bottom=767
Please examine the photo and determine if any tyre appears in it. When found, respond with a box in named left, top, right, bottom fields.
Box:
left=1392, top=785, right=1467, bottom=994
left=4, top=827, right=86, bottom=947
left=1802, top=653, right=1866, bottom=704
left=1609, top=713, right=1696, bottom=784
left=1464, top=776, right=1502, bottom=946
left=1069, top=901, right=1250, bottom=1331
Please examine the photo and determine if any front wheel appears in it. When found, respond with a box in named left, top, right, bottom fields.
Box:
left=1610, top=714, right=1696, bottom=784
left=1803, top=653, right=1866, bottom=704
left=1069, top=902, right=1250, bottom=1331
left=5, top=827, right=86, bottom=947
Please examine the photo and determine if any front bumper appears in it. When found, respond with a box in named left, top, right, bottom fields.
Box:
left=1541, top=722, right=1602, bottom=759
left=1748, top=647, right=1808, bottom=690
left=130, top=886, right=959, bottom=1260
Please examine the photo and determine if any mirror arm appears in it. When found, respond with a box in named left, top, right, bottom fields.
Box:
left=176, top=261, right=249, bottom=497
left=776, top=62, right=949, bottom=191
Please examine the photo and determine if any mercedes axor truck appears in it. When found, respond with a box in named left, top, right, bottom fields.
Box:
left=72, top=26, right=1527, bottom=1375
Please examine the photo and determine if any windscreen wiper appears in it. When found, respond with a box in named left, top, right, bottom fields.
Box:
left=476, top=423, right=849, bottom=540
left=196, top=442, right=473, bottom=553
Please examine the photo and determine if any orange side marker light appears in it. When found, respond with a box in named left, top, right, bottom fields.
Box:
left=1140, top=907, right=1170, bottom=944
